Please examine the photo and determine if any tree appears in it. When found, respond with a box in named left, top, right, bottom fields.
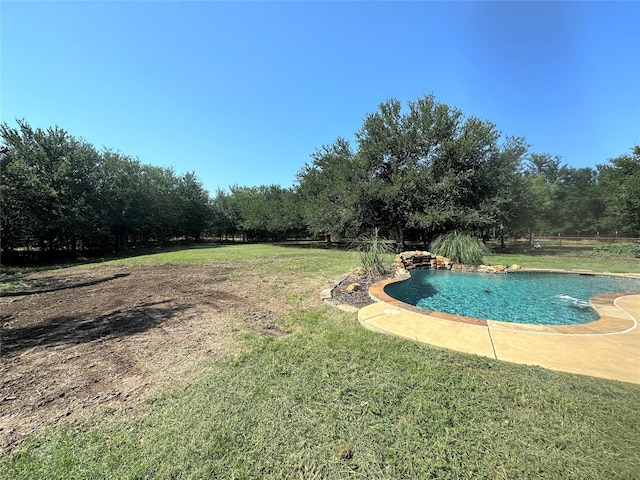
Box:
left=0, top=146, right=9, bottom=170
left=296, top=138, right=363, bottom=243
left=93, top=150, right=143, bottom=250
left=175, top=172, right=211, bottom=241
left=230, top=185, right=305, bottom=241
left=557, top=167, right=603, bottom=235
left=210, top=188, right=242, bottom=240
left=355, top=96, right=454, bottom=249
left=0, top=120, right=101, bottom=254
left=355, top=95, right=526, bottom=249
left=520, top=153, right=570, bottom=234
left=1, top=119, right=213, bottom=259
left=525, top=152, right=566, bottom=184
left=416, top=119, right=527, bottom=237
left=597, top=146, right=640, bottom=236
left=474, top=136, right=529, bottom=246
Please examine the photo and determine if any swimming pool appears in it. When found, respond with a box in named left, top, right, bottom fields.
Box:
left=384, top=270, right=640, bottom=325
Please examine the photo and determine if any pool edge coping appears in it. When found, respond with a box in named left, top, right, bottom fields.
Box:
left=368, top=269, right=640, bottom=336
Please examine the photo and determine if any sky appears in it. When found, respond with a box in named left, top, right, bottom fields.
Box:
left=2, top=1, right=639, bottom=195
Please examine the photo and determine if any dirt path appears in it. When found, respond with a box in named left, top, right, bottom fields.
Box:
left=0, top=263, right=300, bottom=453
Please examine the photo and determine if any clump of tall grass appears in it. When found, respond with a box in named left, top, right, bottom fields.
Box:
left=351, top=228, right=394, bottom=277
left=430, top=232, right=487, bottom=265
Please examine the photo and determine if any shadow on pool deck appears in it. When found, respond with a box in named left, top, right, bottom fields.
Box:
left=359, top=276, right=640, bottom=384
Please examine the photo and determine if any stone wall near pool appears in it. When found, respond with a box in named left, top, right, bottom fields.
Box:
left=394, top=251, right=452, bottom=276
left=394, top=251, right=520, bottom=276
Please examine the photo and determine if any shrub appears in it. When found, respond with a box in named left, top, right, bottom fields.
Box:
left=594, top=244, right=640, bottom=258
left=430, top=232, right=487, bottom=265
left=352, top=228, right=394, bottom=277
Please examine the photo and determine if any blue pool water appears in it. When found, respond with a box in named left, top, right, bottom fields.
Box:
left=384, top=270, right=640, bottom=325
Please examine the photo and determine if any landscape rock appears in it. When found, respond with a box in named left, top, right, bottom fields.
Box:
left=345, top=283, right=361, bottom=292
left=393, top=251, right=453, bottom=274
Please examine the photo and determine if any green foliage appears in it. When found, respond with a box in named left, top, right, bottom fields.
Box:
left=209, top=188, right=242, bottom=240
left=517, top=147, right=640, bottom=237
left=0, top=121, right=102, bottom=252
left=597, top=146, right=640, bottom=236
left=229, top=184, right=306, bottom=241
left=351, top=228, right=394, bottom=277
left=299, top=95, right=529, bottom=249
left=0, top=120, right=212, bottom=258
left=296, top=138, right=363, bottom=241
left=520, top=154, right=604, bottom=236
left=430, top=232, right=487, bottom=265
left=3, top=114, right=638, bottom=266
left=174, top=172, right=212, bottom=241
left=594, top=243, right=640, bottom=258
left=297, top=96, right=639, bottom=242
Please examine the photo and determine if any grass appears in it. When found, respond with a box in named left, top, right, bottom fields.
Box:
left=484, top=253, right=640, bottom=274
left=2, top=308, right=639, bottom=479
left=2, top=244, right=640, bottom=478
left=0, top=279, right=27, bottom=294
left=97, top=243, right=359, bottom=275
left=1, top=243, right=361, bottom=282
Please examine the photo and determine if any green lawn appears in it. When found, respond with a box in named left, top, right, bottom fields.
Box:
left=96, top=243, right=361, bottom=275
left=485, top=252, right=640, bottom=274
left=2, top=244, right=639, bottom=479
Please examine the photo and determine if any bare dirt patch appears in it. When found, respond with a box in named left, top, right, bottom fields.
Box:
left=0, top=263, right=302, bottom=453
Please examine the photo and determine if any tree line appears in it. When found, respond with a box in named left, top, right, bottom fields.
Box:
left=0, top=121, right=211, bottom=259
left=1, top=95, right=639, bottom=262
left=297, top=95, right=639, bottom=248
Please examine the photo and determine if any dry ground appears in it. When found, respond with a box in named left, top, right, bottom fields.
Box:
left=0, top=263, right=328, bottom=453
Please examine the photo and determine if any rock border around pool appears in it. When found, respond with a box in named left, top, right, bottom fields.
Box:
left=394, top=250, right=522, bottom=276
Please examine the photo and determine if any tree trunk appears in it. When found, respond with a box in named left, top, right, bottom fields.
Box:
left=395, top=225, right=406, bottom=252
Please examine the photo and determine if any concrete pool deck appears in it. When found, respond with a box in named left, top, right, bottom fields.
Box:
left=359, top=276, right=640, bottom=384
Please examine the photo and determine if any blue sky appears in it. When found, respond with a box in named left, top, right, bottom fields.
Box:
left=2, top=1, right=639, bottom=194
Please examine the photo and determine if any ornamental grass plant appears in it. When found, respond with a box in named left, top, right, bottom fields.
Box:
left=351, top=228, right=394, bottom=278
left=430, top=232, right=487, bottom=265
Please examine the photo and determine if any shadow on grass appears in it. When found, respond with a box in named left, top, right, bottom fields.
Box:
left=0, top=273, right=131, bottom=297
left=271, top=240, right=353, bottom=251
left=0, top=242, right=231, bottom=278
left=0, top=300, right=189, bottom=357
